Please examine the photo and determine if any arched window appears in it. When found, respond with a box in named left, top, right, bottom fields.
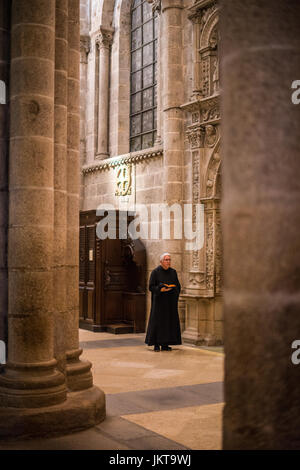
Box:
left=130, top=0, right=158, bottom=152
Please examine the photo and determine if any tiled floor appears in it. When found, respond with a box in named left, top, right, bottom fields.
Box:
left=0, top=330, right=224, bottom=450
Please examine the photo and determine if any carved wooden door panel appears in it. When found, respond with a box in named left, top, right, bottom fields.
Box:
left=79, top=210, right=100, bottom=329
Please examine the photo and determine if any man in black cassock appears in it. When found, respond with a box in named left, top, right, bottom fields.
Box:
left=145, top=253, right=182, bottom=351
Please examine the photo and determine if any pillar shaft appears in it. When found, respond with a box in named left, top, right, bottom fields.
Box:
left=96, top=27, right=113, bottom=159
left=65, top=0, right=93, bottom=391
left=161, top=0, right=184, bottom=203
left=221, top=0, right=300, bottom=449
left=54, top=0, right=68, bottom=372
left=160, top=0, right=184, bottom=265
left=0, top=0, right=10, bottom=348
left=0, top=0, right=66, bottom=407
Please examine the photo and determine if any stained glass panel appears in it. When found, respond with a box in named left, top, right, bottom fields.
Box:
left=143, top=88, right=153, bottom=109
left=142, top=133, right=153, bottom=149
left=132, top=92, right=142, bottom=113
left=131, top=70, right=142, bottom=93
left=142, top=110, right=153, bottom=132
left=143, top=21, right=153, bottom=42
left=130, top=1, right=157, bottom=152
left=143, top=65, right=153, bottom=87
left=131, top=136, right=141, bottom=152
left=153, top=85, right=157, bottom=106
left=143, top=2, right=152, bottom=22
left=131, top=115, right=141, bottom=135
left=132, top=49, right=142, bottom=72
left=143, top=43, right=153, bottom=66
left=132, top=6, right=141, bottom=29
left=154, top=16, right=158, bottom=38
left=131, top=27, right=142, bottom=50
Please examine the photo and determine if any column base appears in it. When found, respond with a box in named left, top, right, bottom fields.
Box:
left=65, top=348, right=93, bottom=391
left=0, top=360, right=67, bottom=408
left=0, top=385, right=106, bottom=439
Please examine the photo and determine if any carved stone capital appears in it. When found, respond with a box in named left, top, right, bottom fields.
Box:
left=95, top=27, right=114, bottom=49
left=146, top=0, right=161, bottom=13
left=186, top=124, right=205, bottom=149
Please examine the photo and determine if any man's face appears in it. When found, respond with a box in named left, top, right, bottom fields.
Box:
left=161, top=255, right=171, bottom=270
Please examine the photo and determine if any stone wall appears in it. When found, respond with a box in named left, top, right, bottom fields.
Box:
left=80, top=0, right=223, bottom=341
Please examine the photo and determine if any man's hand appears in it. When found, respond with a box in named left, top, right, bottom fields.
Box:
left=161, top=286, right=172, bottom=292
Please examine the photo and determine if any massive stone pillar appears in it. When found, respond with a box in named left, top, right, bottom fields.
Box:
left=95, top=27, right=113, bottom=159
left=0, top=0, right=67, bottom=407
left=0, top=0, right=10, bottom=350
left=0, top=0, right=105, bottom=439
left=221, top=0, right=300, bottom=449
left=54, top=0, right=68, bottom=373
left=160, top=0, right=184, bottom=268
left=65, top=0, right=93, bottom=391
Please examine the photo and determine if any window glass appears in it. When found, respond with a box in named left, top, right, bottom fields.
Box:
left=130, top=0, right=157, bottom=152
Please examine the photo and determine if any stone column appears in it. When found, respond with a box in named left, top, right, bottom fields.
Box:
left=221, top=0, right=300, bottom=449
left=160, top=0, right=184, bottom=268
left=0, top=0, right=10, bottom=349
left=65, top=0, right=93, bottom=391
left=0, top=0, right=66, bottom=407
left=53, top=0, right=68, bottom=372
left=95, top=27, right=113, bottom=159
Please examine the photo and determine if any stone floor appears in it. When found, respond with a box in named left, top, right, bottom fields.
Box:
left=0, top=329, right=224, bottom=450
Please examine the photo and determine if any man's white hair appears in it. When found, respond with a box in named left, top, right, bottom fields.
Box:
left=160, top=252, right=171, bottom=262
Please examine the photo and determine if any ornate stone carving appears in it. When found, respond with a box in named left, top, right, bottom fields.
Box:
left=191, top=150, right=201, bottom=271
left=205, top=211, right=214, bottom=291
left=82, top=147, right=163, bottom=175
left=205, top=147, right=221, bottom=197
left=204, top=124, right=219, bottom=148
left=95, top=27, right=114, bottom=49
left=188, top=0, right=218, bottom=27
left=147, top=0, right=161, bottom=13
left=215, top=209, right=222, bottom=294
left=115, top=164, right=132, bottom=197
left=186, top=124, right=205, bottom=149
left=182, top=95, right=220, bottom=125
left=189, top=272, right=205, bottom=286
left=188, top=0, right=219, bottom=99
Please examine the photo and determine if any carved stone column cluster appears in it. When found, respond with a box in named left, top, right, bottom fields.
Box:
left=221, top=0, right=300, bottom=449
left=95, top=27, right=114, bottom=159
left=0, top=0, right=105, bottom=438
left=180, top=0, right=222, bottom=346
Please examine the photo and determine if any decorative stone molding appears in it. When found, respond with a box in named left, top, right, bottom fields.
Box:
left=82, top=147, right=163, bottom=175
left=183, top=96, right=220, bottom=149
left=204, top=142, right=221, bottom=197
left=186, top=124, right=205, bottom=149
left=115, top=164, right=132, bottom=197
left=188, top=0, right=219, bottom=100
left=95, top=26, right=114, bottom=50
left=188, top=0, right=218, bottom=29
left=147, top=0, right=161, bottom=13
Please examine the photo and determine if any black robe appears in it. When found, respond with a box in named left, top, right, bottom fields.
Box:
left=145, top=265, right=182, bottom=346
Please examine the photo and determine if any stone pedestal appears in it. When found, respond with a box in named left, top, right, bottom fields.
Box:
left=221, top=0, right=300, bottom=450
left=181, top=294, right=223, bottom=346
